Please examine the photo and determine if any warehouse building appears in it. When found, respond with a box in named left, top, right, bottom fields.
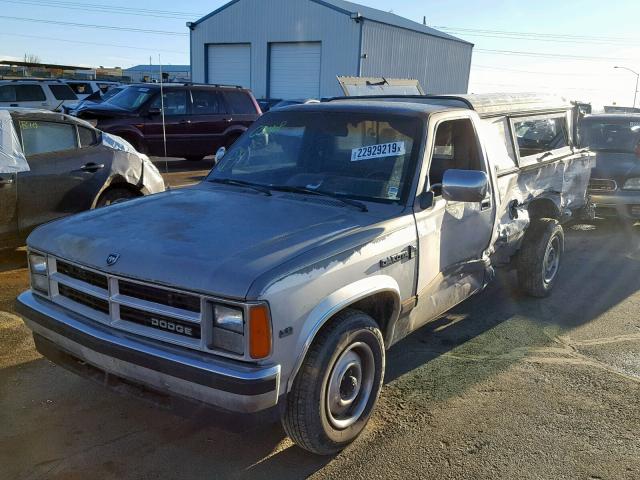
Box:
left=188, top=0, right=473, bottom=99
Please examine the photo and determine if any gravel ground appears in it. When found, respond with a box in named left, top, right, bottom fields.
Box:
left=0, top=167, right=638, bottom=479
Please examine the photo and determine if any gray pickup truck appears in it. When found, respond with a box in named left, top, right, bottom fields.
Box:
left=16, top=93, right=594, bottom=455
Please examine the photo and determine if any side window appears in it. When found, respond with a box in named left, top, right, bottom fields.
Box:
left=486, top=117, right=518, bottom=173
left=223, top=91, right=256, bottom=114
left=429, top=118, right=484, bottom=193
left=191, top=89, right=225, bottom=115
left=78, top=126, right=98, bottom=147
left=16, top=85, right=46, bottom=102
left=0, top=85, right=16, bottom=102
left=67, top=82, right=94, bottom=95
left=513, top=115, right=568, bottom=162
left=49, top=84, right=77, bottom=101
left=149, top=90, right=189, bottom=115
left=20, top=120, right=78, bottom=156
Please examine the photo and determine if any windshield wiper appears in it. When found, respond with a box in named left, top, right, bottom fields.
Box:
left=208, top=178, right=272, bottom=196
left=269, top=185, right=368, bottom=212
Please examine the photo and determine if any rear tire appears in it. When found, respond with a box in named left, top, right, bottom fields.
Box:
left=282, top=309, right=384, bottom=455
left=517, top=218, right=564, bottom=297
left=96, top=187, right=138, bottom=207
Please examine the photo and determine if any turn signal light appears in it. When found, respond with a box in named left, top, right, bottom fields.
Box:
left=249, top=305, right=272, bottom=359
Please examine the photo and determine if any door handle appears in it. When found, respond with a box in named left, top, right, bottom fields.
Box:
left=178, top=120, right=192, bottom=125
left=223, top=118, right=232, bottom=123
left=481, top=198, right=492, bottom=211
left=9, top=104, right=18, bottom=107
left=78, top=163, right=105, bottom=173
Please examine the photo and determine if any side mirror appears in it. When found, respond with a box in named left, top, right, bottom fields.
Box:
left=215, top=146, right=226, bottom=164
left=146, top=107, right=161, bottom=117
left=442, top=169, right=489, bottom=203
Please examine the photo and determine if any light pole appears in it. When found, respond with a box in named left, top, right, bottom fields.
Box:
left=614, top=66, right=639, bottom=109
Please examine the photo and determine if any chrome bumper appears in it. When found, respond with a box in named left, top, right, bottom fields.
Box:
left=590, top=191, right=640, bottom=218
left=16, top=291, right=280, bottom=413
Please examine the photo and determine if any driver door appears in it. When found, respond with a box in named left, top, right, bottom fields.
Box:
left=412, top=114, right=496, bottom=327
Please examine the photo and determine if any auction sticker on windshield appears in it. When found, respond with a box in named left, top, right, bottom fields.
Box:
left=351, top=142, right=405, bottom=162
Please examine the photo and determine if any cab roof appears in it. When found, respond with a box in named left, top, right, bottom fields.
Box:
left=280, top=99, right=459, bottom=117
left=327, top=93, right=573, bottom=118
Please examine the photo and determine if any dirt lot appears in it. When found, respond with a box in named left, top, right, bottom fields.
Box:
left=1, top=161, right=639, bottom=479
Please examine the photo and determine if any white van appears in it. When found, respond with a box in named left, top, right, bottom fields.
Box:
left=0, top=80, right=78, bottom=111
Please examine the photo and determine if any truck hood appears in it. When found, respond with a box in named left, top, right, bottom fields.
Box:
left=591, top=151, right=640, bottom=185
left=27, top=185, right=376, bottom=299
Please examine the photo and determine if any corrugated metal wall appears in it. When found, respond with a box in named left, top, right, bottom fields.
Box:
left=360, top=20, right=473, bottom=94
left=190, top=0, right=360, bottom=98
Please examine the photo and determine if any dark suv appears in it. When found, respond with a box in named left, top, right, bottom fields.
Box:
left=73, top=84, right=261, bottom=161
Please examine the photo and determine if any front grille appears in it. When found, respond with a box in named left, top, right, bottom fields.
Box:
left=119, top=280, right=200, bottom=313
left=589, top=178, right=617, bottom=192
left=59, top=284, right=110, bottom=314
left=49, top=257, right=216, bottom=355
left=57, top=260, right=108, bottom=290
left=120, top=306, right=201, bottom=339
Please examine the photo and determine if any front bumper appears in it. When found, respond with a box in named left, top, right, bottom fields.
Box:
left=590, top=191, right=640, bottom=219
left=16, top=291, right=280, bottom=413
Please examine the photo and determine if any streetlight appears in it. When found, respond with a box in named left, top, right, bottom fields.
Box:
left=614, top=66, right=639, bottom=109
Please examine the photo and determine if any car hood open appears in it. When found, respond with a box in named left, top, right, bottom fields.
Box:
left=27, top=185, right=376, bottom=300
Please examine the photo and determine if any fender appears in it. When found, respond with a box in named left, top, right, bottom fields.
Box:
left=286, top=275, right=401, bottom=392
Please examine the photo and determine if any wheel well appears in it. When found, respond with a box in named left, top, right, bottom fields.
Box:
left=95, top=180, right=142, bottom=205
left=527, top=198, right=561, bottom=221
left=340, top=292, right=398, bottom=339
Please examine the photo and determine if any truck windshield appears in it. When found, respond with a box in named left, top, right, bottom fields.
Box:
left=579, top=118, right=640, bottom=153
left=106, top=86, right=155, bottom=111
left=208, top=111, right=422, bottom=204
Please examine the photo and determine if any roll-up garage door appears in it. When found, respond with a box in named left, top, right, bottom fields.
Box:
left=269, top=42, right=321, bottom=99
left=207, top=44, right=251, bottom=88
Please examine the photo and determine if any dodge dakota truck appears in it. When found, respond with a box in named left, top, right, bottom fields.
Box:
left=17, top=93, right=594, bottom=455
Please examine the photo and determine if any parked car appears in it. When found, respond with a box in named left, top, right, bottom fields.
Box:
left=579, top=113, right=640, bottom=220
left=73, top=83, right=262, bottom=161
left=63, top=86, right=126, bottom=115
left=0, top=79, right=78, bottom=111
left=270, top=98, right=320, bottom=110
left=257, top=98, right=283, bottom=112
left=16, top=94, right=593, bottom=455
left=0, top=108, right=165, bottom=251
left=62, top=80, right=121, bottom=101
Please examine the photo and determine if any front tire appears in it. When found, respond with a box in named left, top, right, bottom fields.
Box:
left=283, top=309, right=384, bottom=455
left=96, top=187, right=138, bottom=207
left=517, top=218, right=564, bottom=297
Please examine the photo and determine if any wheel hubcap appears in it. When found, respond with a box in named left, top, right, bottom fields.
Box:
left=326, top=342, right=375, bottom=430
left=543, top=236, right=560, bottom=284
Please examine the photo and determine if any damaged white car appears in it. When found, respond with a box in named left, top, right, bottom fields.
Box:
left=0, top=108, right=165, bottom=250
left=16, top=94, right=593, bottom=455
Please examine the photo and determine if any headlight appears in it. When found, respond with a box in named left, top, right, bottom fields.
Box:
left=28, top=252, right=49, bottom=295
left=213, top=304, right=244, bottom=333
left=209, top=303, right=272, bottom=359
left=623, top=178, right=640, bottom=190
left=211, top=304, right=245, bottom=355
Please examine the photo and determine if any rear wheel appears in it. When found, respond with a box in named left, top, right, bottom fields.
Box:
left=517, top=218, right=564, bottom=297
left=96, top=187, right=138, bottom=207
left=282, top=309, right=384, bottom=455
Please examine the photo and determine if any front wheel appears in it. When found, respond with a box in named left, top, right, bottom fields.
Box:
left=282, top=309, right=385, bottom=455
left=96, top=187, right=138, bottom=207
left=517, top=218, right=564, bottom=297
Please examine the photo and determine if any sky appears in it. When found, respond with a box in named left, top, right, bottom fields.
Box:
left=1, top=0, right=639, bottom=107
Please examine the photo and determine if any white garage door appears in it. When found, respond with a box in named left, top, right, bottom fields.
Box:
left=207, top=44, right=251, bottom=88
left=269, top=42, right=321, bottom=99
